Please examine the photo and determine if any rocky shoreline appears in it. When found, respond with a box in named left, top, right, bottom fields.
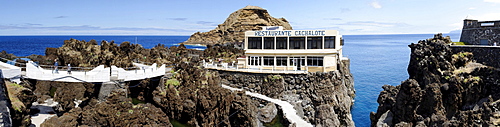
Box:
left=0, top=5, right=359, bottom=127
left=0, top=36, right=357, bottom=126
left=371, top=34, right=500, bottom=126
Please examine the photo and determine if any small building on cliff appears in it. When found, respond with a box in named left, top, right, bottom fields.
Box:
left=242, top=29, right=345, bottom=72
left=460, top=19, right=500, bottom=45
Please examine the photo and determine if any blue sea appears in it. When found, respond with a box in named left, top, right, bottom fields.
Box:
left=0, top=36, right=206, bottom=57
left=0, top=34, right=460, bottom=126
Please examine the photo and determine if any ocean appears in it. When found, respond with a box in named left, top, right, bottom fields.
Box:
left=0, top=36, right=206, bottom=57
left=0, top=34, right=461, bottom=126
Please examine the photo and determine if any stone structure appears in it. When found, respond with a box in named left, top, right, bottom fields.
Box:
left=451, top=45, right=500, bottom=68
left=460, top=19, right=500, bottom=45
left=183, top=5, right=293, bottom=45
left=0, top=80, right=12, bottom=127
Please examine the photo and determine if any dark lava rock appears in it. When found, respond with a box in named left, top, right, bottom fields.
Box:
left=152, top=62, right=258, bottom=127
left=33, top=81, right=97, bottom=114
left=258, top=103, right=277, bottom=123
left=42, top=91, right=172, bottom=126
left=3, top=80, right=36, bottom=127
left=371, top=33, right=500, bottom=126
left=28, top=38, right=203, bottom=68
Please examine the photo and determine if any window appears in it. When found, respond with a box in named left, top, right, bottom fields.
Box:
left=307, top=56, right=323, bottom=66
left=276, top=57, right=287, bottom=66
left=264, top=37, right=274, bottom=49
left=480, top=39, right=489, bottom=45
left=263, top=56, right=274, bottom=66
left=325, top=36, right=335, bottom=49
left=307, top=37, right=322, bottom=49
left=481, top=22, right=494, bottom=27
left=248, top=37, right=262, bottom=49
left=276, top=37, right=287, bottom=49
left=289, top=37, right=305, bottom=49
left=248, top=56, right=260, bottom=66
left=289, top=57, right=305, bottom=66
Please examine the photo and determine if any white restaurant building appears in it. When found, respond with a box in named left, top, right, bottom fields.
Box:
left=241, top=27, right=346, bottom=73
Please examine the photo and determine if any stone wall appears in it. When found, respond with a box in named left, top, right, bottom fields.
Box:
left=451, top=45, right=500, bottom=68
left=216, top=60, right=355, bottom=127
left=459, top=19, right=500, bottom=45
left=0, top=79, right=12, bottom=127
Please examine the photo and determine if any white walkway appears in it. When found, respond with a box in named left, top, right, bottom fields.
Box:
left=0, top=61, right=22, bottom=83
left=25, top=61, right=166, bottom=82
left=203, top=63, right=307, bottom=74
left=221, top=84, right=313, bottom=127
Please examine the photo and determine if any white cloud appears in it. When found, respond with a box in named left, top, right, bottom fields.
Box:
left=370, top=1, right=382, bottom=9
left=468, top=7, right=476, bottom=10
left=484, top=0, right=500, bottom=3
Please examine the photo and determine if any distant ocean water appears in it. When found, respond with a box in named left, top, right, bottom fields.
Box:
left=0, top=36, right=206, bottom=57
left=0, top=34, right=461, bottom=126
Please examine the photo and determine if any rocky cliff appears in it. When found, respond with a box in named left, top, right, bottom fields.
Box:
left=218, top=59, right=355, bottom=127
left=4, top=37, right=355, bottom=126
left=371, top=34, right=500, bottom=126
left=182, top=5, right=292, bottom=45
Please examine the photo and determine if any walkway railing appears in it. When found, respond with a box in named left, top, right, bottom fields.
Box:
left=24, top=61, right=166, bottom=82
left=26, top=61, right=110, bottom=82
left=202, top=61, right=307, bottom=74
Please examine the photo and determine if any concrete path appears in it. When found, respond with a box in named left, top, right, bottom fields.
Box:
left=221, top=84, right=313, bottom=127
left=31, top=99, right=58, bottom=127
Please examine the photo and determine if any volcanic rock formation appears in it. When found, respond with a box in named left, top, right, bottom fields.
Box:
left=371, top=34, right=500, bottom=126
left=218, top=59, right=355, bottom=126
left=183, top=5, right=293, bottom=45
left=40, top=38, right=203, bottom=68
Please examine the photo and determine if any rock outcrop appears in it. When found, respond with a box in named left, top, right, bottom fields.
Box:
left=3, top=80, right=36, bottom=127
left=41, top=38, right=203, bottom=68
left=41, top=91, right=172, bottom=127
left=152, top=61, right=259, bottom=127
left=371, top=33, right=500, bottom=126
left=183, top=5, right=292, bottom=45
left=32, top=81, right=98, bottom=114
left=218, top=59, right=355, bottom=127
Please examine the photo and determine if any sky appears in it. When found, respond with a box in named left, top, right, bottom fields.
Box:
left=1, top=0, right=500, bottom=35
